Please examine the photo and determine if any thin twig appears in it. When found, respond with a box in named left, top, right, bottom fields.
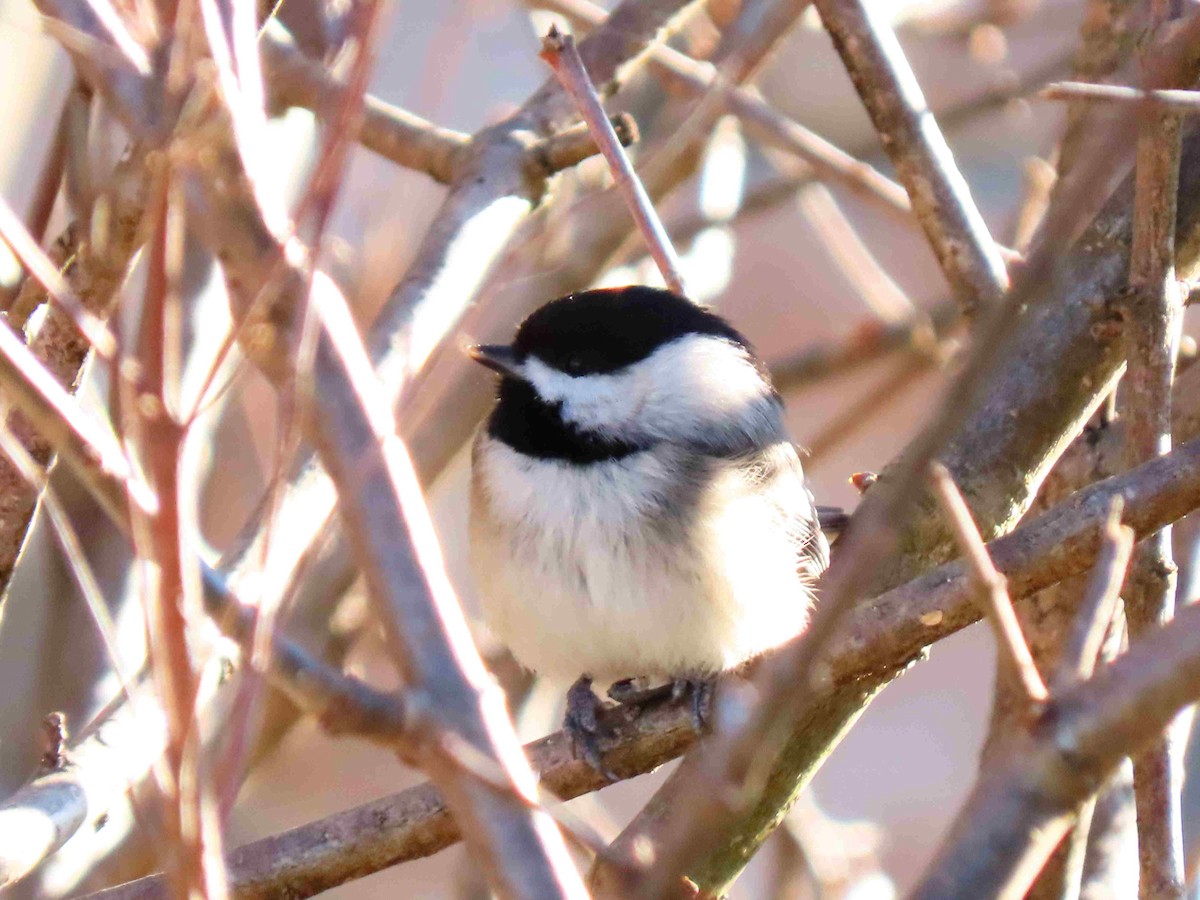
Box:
left=812, top=0, right=1010, bottom=315
left=1042, top=81, right=1200, bottom=111
left=929, top=462, right=1049, bottom=704
left=1054, top=500, right=1134, bottom=689
left=539, top=26, right=685, bottom=293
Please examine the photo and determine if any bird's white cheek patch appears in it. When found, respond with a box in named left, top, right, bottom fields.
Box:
left=523, top=357, right=647, bottom=434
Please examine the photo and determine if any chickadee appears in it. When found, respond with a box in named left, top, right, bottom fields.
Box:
left=467, top=286, right=828, bottom=771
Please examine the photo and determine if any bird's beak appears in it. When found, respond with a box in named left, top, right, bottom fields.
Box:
left=467, top=344, right=524, bottom=379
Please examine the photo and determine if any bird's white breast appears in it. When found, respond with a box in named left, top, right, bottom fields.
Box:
left=469, top=434, right=819, bottom=684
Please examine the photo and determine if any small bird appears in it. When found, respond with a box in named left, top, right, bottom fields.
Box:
left=467, top=286, right=828, bottom=771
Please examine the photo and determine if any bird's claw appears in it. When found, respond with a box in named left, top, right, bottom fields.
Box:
left=607, top=677, right=673, bottom=707
left=671, top=677, right=716, bottom=733
left=607, top=676, right=715, bottom=733
left=564, top=675, right=616, bottom=781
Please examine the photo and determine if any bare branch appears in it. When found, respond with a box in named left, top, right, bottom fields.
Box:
left=1121, top=11, right=1187, bottom=889
left=539, top=26, right=685, bottom=292
left=929, top=462, right=1049, bottom=704
left=1042, top=81, right=1200, bottom=112
left=84, top=697, right=693, bottom=900
left=812, top=0, right=1010, bottom=314
left=771, top=298, right=955, bottom=392
left=909, top=600, right=1200, bottom=900
left=529, top=113, right=640, bottom=175
left=1055, top=502, right=1134, bottom=689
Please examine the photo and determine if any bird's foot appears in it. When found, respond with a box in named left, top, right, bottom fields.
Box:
left=672, top=676, right=716, bottom=733
left=607, top=677, right=673, bottom=707
left=607, top=676, right=715, bottom=733
left=564, top=675, right=615, bottom=780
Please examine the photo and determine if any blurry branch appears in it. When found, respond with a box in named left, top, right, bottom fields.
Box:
left=1042, top=82, right=1200, bottom=112
left=796, top=182, right=917, bottom=322
left=540, top=27, right=686, bottom=292
left=262, top=27, right=640, bottom=183
left=812, top=0, right=1010, bottom=315
left=909, top=599, right=1200, bottom=899
left=930, top=463, right=1048, bottom=704
left=90, top=433, right=1200, bottom=899
left=1121, top=17, right=1186, bottom=887
left=0, top=156, right=144, bottom=597
left=262, top=24, right=469, bottom=184
left=771, top=298, right=954, bottom=391
left=805, top=352, right=931, bottom=463
left=770, top=794, right=887, bottom=900
left=1055, top=0, right=1139, bottom=177
left=531, top=0, right=915, bottom=226
left=24, top=79, right=78, bottom=248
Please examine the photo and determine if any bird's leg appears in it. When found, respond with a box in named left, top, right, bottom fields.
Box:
left=563, top=675, right=614, bottom=780
left=607, top=677, right=673, bottom=707
left=671, top=676, right=716, bottom=733
left=608, top=676, right=716, bottom=733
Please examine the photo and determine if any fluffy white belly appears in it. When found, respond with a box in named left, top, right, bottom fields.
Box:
left=469, top=436, right=815, bottom=684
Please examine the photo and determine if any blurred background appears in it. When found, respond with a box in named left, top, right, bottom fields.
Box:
left=0, top=0, right=1194, bottom=896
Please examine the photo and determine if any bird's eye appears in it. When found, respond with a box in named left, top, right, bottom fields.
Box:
left=564, top=355, right=585, bottom=374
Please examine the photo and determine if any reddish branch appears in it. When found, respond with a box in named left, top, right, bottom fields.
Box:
left=1042, top=81, right=1200, bottom=111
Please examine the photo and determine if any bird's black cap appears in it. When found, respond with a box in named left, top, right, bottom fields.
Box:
left=511, top=285, right=748, bottom=376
